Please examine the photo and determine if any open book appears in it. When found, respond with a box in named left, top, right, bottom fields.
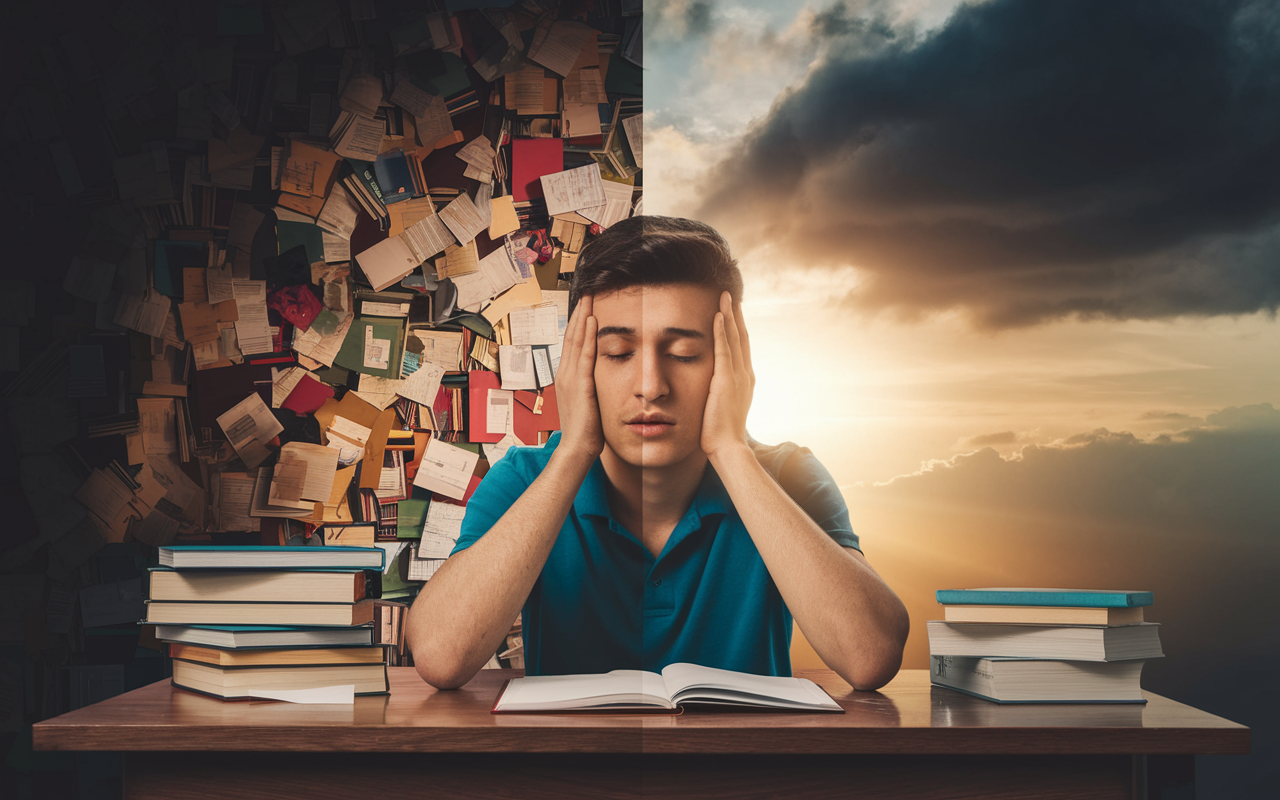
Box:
left=491, top=663, right=844, bottom=713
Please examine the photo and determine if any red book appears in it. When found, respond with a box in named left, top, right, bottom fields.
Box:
left=511, top=138, right=564, bottom=202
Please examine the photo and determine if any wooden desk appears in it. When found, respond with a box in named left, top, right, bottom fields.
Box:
left=34, top=668, right=1248, bottom=800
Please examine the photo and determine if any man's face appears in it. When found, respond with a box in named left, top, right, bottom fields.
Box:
left=590, top=283, right=720, bottom=469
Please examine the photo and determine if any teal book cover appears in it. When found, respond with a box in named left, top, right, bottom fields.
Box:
left=935, top=589, right=1154, bottom=608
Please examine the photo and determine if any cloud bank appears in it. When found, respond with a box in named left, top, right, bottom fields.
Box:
left=698, top=0, right=1280, bottom=328
left=862, top=402, right=1279, bottom=530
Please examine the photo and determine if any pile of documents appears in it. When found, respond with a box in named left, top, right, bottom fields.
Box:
left=0, top=0, right=643, bottom=725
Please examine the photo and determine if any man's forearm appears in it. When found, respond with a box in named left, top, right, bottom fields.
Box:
left=710, top=445, right=909, bottom=691
left=407, top=447, right=596, bottom=689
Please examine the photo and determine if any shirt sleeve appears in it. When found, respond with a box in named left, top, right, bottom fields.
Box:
left=448, top=449, right=534, bottom=557
left=777, top=447, right=861, bottom=552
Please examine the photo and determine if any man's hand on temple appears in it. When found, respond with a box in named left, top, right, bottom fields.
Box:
left=700, top=291, right=755, bottom=462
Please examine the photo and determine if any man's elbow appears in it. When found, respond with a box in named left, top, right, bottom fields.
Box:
left=407, top=624, right=476, bottom=690
left=845, top=648, right=904, bottom=692
left=847, top=603, right=910, bottom=692
left=413, top=650, right=477, bottom=691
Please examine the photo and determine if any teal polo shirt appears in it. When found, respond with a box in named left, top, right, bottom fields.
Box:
left=449, top=431, right=860, bottom=677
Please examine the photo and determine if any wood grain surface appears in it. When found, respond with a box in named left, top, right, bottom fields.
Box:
left=33, top=668, right=1250, bottom=756
left=122, top=752, right=1144, bottom=800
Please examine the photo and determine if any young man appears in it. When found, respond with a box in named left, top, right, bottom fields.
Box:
left=407, top=216, right=909, bottom=691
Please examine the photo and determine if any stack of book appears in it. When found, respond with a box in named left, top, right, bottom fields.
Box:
left=927, top=588, right=1163, bottom=704
left=146, top=545, right=392, bottom=700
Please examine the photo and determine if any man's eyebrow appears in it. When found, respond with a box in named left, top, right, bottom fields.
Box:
left=595, top=326, right=707, bottom=340
left=596, top=325, right=635, bottom=339
left=662, top=327, right=706, bottom=340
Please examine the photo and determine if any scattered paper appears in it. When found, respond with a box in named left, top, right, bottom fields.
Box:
left=317, top=183, right=360, bottom=239
left=437, top=193, right=488, bottom=246
left=484, top=430, right=523, bottom=465
left=420, top=500, right=466, bottom=558
left=217, top=393, right=284, bottom=469
left=363, top=325, right=391, bottom=370
left=540, top=163, right=607, bottom=217
left=216, top=472, right=258, bottom=532
left=413, top=438, right=479, bottom=501
left=486, top=389, right=513, bottom=435
left=232, top=280, right=273, bottom=355
left=270, top=367, right=305, bottom=408
left=509, top=305, right=560, bottom=346
left=527, top=19, right=595, bottom=77
left=489, top=196, right=520, bottom=238
left=137, top=398, right=178, bottom=455
left=398, top=362, right=445, bottom=406
left=622, top=114, right=643, bottom=169
left=276, top=442, right=340, bottom=502
left=499, top=345, right=536, bottom=390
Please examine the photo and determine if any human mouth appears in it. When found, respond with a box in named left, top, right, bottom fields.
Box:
left=626, top=415, right=675, bottom=438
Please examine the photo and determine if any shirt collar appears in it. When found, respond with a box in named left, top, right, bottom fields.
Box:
left=558, top=431, right=735, bottom=525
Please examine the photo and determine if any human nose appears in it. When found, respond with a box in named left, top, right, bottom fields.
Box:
left=636, top=346, right=669, bottom=402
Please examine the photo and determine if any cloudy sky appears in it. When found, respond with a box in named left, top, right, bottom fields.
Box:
left=647, top=0, right=1279, bottom=481
left=647, top=2, right=1278, bottom=791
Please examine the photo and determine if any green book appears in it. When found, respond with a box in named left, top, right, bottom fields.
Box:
left=276, top=220, right=325, bottom=264
left=334, top=316, right=406, bottom=380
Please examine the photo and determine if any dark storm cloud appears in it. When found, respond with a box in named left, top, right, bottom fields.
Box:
left=650, top=0, right=717, bottom=41
left=698, top=0, right=1280, bottom=328
left=810, top=1, right=896, bottom=41
left=685, top=1, right=714, bottom=37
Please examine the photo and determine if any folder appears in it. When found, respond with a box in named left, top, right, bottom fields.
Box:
left=467, top=370, right=504, bottom=444
left=513, top=386, right=560, bottom=444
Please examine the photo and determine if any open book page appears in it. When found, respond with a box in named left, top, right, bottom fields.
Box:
left=659, top=663, right=843, bottom=711
left=497, top=670, right=672, bottom=711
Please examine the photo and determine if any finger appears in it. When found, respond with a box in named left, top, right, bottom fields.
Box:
left=582, top=314, right=597, bottom=362
left=562, top=295, right=592, bottom=381
left=582, top=315, right=598, bottom=398
left=580, top=298, right=596, bottom=361
left=734, top=298, right=754, bottom=384
left=713, top=311, right=729, bottom=370
left=720, top=292, right=745, bottom=378
left=567, top=294, right=588, bottom=354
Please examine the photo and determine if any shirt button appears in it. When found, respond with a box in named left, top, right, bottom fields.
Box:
left=652, top=578, right=662, bottom=586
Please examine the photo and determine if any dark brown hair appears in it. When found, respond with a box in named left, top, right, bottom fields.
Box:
left=568, top=216, right=743, bottom=318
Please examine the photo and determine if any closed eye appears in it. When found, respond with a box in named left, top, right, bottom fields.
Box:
left=601, top=353, right=699, bottom=363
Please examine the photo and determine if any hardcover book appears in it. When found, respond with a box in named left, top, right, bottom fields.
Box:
left=926, top=621, right=1164, bottom=662
left=942, top=605, right=1145, bottom=626
left=145, top=598, right=379, bottom=627
left=155, top=625, right=375, bottom=649
left=171, top=659, right=389, bottom=699
left=930, top=655, right=1147, bottom=704
left=157, top=545, right=385, bottom=570
left=169, top=643, right=386, bottom=667
left=935, top=588, right=1154, bottom=608
left=492, top=663, right=843, bottom=713
left=148, top=568, right=375, bottom=604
